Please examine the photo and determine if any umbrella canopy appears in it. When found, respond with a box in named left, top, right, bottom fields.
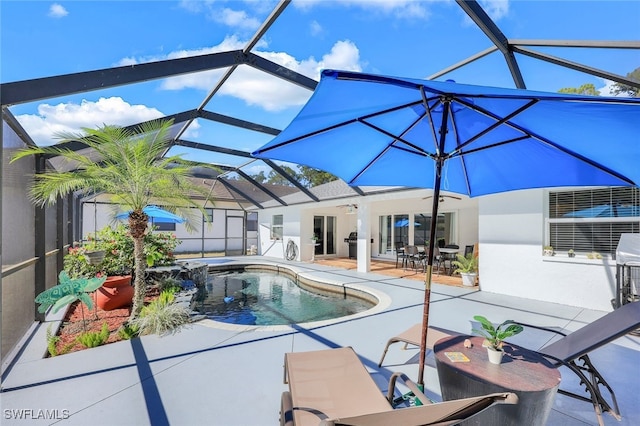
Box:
left=252, top=69, right=640, bottom=384
left=116, top=205, right=185, bottom=224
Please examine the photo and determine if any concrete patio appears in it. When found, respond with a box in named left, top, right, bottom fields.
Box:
left=1, top=256, right=638, bottom=425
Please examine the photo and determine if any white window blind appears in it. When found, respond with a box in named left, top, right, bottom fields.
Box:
left=548, top=187, right=640, bottom=254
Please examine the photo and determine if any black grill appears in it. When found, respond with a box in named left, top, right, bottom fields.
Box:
left=344, top=232, right=358, bottom=259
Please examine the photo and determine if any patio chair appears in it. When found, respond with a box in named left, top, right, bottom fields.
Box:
left=395, top=242, right=408, bottom=268
left=507, top=301, right=640, bottom=426
left=282, top=346, right=518, bottom=426
left=378, top=324, right=456, bottom=367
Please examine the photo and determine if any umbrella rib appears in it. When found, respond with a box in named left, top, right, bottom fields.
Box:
left=359, top=120, right=433, bottom=159
left=253, top=100, right=423, bottom=154
left=452, top=99, right=539, bottom=152
left=421, top=87, right=443, bottom=156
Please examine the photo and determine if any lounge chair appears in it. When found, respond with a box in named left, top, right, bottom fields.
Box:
left=378, top=324, right=455, bottom=367
left=282, top=347, right=517, bottom=426
left=379, top=302, right=640, bottom=425
left=508, top=301, right=640, bottom=426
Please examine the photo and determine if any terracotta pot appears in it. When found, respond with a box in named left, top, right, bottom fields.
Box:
left=96, top=275, right=134, bottom=311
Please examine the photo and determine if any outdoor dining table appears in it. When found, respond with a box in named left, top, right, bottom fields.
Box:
left=438, top=247, right=459, bottom=275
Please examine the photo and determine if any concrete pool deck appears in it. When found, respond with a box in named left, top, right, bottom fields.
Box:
left=1, top=256, right=639, bottom=425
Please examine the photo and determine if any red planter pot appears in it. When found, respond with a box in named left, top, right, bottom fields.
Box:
left=96, top=275, right=134, bottom=311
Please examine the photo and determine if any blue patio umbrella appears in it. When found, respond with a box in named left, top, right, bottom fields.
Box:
left=252, top=69, right=640, bottom=384
left=116, top=205, right=185, bottom=224
left=395, top=218, right=421, bottom=227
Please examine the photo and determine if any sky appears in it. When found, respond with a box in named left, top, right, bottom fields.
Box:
left=1, top=0, right=639, bottom=172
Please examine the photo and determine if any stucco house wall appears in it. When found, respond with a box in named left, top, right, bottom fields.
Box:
left=478, top=189, right=618, bottom=311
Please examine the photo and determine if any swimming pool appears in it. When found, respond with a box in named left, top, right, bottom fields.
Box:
left=193, top=267, right=378, bottom=326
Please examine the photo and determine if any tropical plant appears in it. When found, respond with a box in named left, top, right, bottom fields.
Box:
left=64, top=224, right=178, bottom=279
left=117, top=323, right=140, bottom=340
left=12, top=119, right=212, bottom=320
left=472, top=315, right=524, bottom=351
left=143, top=228, right=179, bottom=267
left=451, top=253, right=478, bottom=274
left=76, top=322, right=110, bottom=348
left=130, top=290, right=191, bottom=336
left=46, top=325, right=74, bottom=357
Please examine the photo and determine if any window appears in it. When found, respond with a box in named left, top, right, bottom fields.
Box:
left=271, top=214, right=283, bottom=240
left=548, top=187, right=640, bottom=254
left=153, top=222, right=176, bottom=231
left=205, top=208, right=214, bottom=222
left=247, top=212, right=258, bottom=232
left=414, top=213, right=453, bottom=246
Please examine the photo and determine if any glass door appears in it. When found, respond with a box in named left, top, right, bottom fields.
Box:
left=314, top=215, right=337, bottom=256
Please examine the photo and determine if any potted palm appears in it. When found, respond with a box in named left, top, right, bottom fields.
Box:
left=451, top=253, right=478, bottom=287
left=12, top=119, right=212, bottom=320
left=472, top=315, right=524, bottom=364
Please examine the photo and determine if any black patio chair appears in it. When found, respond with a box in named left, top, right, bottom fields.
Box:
left=395, top=241, right=408, bottom=268
left=507, top=301, right=640, bottom=426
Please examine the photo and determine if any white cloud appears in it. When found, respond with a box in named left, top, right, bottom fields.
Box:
left=597, top=79, right=630, bottom=97
left=213, top=7, right=261, bottom=30
left=16, top=97, right=164, bottom=146
left=479, top=0, right=510, bottom=21
left=179, top=1, right=264, bottom=31
left=294, top=0, right=430, bottom=19
left=17, top=36, right=363, bottom=144
left=48, top=3, right=68, bottom=18
left=310, top=20, right=323, bottom=37
left=157, top=38, right=363, bottom=111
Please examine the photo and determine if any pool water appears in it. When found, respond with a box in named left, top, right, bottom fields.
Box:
left=193, top=270, right=375, bottom=326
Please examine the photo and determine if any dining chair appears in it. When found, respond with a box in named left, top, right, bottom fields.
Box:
left=404, top=245, right=421, bottom=271
left=395, top=241, right=408, bottom=268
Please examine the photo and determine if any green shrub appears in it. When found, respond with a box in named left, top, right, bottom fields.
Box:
left=117, top=322, right=140, bottom=340
left=130, top=290, right=190, bottom=336
left=76, top=322, right=110, bottom=348
left=46, top=326, right=74, bottom=357
left=64, top=224, right=180, bottom=278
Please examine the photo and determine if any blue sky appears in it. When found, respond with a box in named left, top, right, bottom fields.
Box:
left=2, top=0, right=639, bottom=170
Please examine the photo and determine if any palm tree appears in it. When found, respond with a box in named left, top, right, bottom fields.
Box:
left=12, top=119, right=212, bottom=320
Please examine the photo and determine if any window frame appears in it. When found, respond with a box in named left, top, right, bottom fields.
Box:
left=547, top=187, right=640, bottom=255
left=271, top=214, right=283, bottom=240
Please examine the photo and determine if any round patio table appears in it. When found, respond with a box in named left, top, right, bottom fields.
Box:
left=434, top=335, right=561, bottom=425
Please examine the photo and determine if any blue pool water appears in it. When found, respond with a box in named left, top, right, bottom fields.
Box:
left=193, top=270, right=374, bottom=326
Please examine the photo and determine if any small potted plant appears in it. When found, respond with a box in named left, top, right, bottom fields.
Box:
left=451, top=253, right=478, bottom=287
left=568, top=249, right=575, bottom=258
left=472, top=315, right=524, bottom=364
left=82, top=236, right=106, bottom=265
left=543, top=245, right=554, bottom=256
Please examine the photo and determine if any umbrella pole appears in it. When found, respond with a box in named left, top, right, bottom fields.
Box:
left=418, top=99, right=450, bottom=386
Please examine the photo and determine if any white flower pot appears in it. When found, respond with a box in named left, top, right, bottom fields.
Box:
left=487, top=347, right=504, bottom=364
left=461, top=272, right=477, bottom=287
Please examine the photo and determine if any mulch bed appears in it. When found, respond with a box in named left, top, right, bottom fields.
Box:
left=52, top=288, right=160, bottom=356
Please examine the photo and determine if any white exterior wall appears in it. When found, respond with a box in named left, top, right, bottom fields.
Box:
left=256, top=189, right=480, bottom=263
left=478, top=189, right=617, bottom=311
